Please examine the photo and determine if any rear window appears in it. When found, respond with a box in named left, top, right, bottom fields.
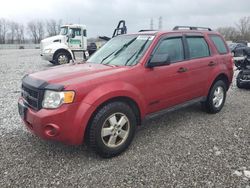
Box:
left=210, top=35, right=228, bottom=54
left=187, top=37, right=210, bottom=59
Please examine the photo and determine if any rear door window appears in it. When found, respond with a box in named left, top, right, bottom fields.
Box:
left=209, top=35, right=228, bottom=54
left=186, top=37, right=210, bottom=59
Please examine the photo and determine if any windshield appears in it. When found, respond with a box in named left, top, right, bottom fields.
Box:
left=60, top=27, right=68, bottom=35
left=87, top=35, right=154, bottom=66
left=229, top=43, right=237, bottom=50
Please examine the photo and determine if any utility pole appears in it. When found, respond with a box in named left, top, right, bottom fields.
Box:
left=150, top=18, right=154, bottom=30
left=158, top=16, right=162, bottom=30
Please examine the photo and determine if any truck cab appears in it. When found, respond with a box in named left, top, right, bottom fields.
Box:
left=40, top=24, right=88, bottom=65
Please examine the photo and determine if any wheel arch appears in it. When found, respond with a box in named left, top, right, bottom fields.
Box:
left=207, top=73, right=230, bottom=96
left=83, top=96, right=142, bottom=143
left=53, top=48, right=73, bottom=61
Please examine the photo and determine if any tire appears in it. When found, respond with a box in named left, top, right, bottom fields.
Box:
left=55, top=52, right=70, bottom=65
left=87, top=102, right=136, bottom=158
left=236, top=71, right=244, bottom=89
left=205, top=80, right=227, bottom=114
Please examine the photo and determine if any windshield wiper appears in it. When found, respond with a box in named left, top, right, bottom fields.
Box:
left=114, top=37, right=137, bottom=56
left=100, top=51, right=116, bottom=64
left=125, top=37, right=150, bottom=66
left=101, top=37, right=137, bottom=65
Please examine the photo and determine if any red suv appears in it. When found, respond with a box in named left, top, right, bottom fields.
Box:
left=18, top=26, right=233, bottom=157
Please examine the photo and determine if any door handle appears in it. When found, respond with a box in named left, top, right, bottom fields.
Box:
left=208, top=61, right=217, bottom=67
left=177, top=67, right=188, bottom=73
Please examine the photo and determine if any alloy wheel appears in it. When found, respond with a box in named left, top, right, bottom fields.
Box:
left=213, top=86, right=224, bottom=108
left=101, top=113, right=130, bottom=148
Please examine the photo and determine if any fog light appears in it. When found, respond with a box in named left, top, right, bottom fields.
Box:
left=44, top=124, right=59, bottom=137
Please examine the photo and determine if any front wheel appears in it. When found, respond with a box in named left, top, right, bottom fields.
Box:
left=205, top=80, right=227, bottom=114
left=55, top=52, right=70, bottom=65
left=87, top=102, right=136, bottom=158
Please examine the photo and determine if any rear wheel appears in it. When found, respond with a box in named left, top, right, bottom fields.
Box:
left=87, top=102, right=136, bottom=158
left=55, top=52, right=70, bottom=65
left=205, top=80, right=227, bottom=114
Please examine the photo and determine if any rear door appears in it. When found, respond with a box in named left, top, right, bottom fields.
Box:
left=183, top=35, right=215, bottom=97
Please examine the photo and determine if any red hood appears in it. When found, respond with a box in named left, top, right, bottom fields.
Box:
left=30, top=63, right=127, bottom=86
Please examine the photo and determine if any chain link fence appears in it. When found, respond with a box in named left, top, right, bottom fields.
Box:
left=0, top=44, right=40, bottom=50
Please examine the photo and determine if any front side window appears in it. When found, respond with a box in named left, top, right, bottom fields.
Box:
left=69, top=28, right=82, bottom=36
left=209, top=35, right=228, bottom=54
left=154, top=37, right=184, bottom=63
left=187, top=37, right=210, bottom=59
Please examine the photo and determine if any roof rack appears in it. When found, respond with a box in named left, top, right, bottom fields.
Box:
left=138, top=29, right=157, bottom=32
left=173, top=26, right=212, bottom=31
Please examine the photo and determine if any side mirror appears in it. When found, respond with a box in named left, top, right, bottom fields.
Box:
left=70, top=32, right=75, bottom=38
left=68, top=32, right=75, bottom=39
left=147, top=54, right=171, bottom=68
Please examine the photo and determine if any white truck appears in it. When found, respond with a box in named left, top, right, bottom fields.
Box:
left=40, top=24, right=88, bottom=65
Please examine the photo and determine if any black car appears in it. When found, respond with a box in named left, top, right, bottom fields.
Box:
left=229, top=43, right=247, bottom=55
left=87, top=42, right=97, bottom=56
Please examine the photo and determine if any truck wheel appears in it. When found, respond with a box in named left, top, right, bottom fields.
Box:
left=55, top=52, right=70, bottom=65
left=236, top=71, right=244, bottom=89
left=205, top=80, right=227, bottom=114
left=87, top=102, right=136, bottom=158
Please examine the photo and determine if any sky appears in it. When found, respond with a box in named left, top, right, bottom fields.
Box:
left=1, top=0, right=250, bottom=37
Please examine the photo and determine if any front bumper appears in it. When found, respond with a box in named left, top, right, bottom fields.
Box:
left=18, top=98, right=94, bottom=145
left=40, top=52, right=53, bottom=62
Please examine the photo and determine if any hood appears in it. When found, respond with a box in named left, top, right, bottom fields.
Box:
left=41, top=35, right=66, bottom=50
left=30, top=63, right=127, bottom=87
left=41, top=35, right=65, bottom=43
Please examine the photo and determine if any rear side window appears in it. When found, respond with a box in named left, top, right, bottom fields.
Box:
left=210, top=35, right=228, bottom=54
left=187, top=37, right=210, bottom=59
left=154, top=37, right=184, bottom=63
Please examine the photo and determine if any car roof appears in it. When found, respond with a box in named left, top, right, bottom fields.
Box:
left=126, top=29, right=220, bottom=38
left=61, top=24, right=86, bottom=29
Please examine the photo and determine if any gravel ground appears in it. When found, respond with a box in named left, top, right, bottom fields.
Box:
left=0, top=49, right=249, bottom=188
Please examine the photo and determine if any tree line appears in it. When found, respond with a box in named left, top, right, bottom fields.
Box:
left=216, top=16, right=250, bottom=42
left=1, top=16, right=250, bottom=44
left=0, top=18, right=62, bottom=44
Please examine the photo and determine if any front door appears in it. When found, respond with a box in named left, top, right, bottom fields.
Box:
left=68, top=27, right=83, bottom=50
left=143, top=36, right=192, bottom=114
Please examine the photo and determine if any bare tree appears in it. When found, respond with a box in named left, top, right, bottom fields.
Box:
left=46, top=19, right=62, bottom=37
left=16, top=24, right=25, bottom=44
left=27, top=20, right=45, bottom=44
left=217, top=27, right=239, bottom=41
left=37, top=21, right=45, bottom=43
left=9, top=21, right=19, bottom=44
left=27, top=21, right=38, bottom=43
left=235, top=16, right=250, bottom=41
left=0, top=18, right=9, bottom=44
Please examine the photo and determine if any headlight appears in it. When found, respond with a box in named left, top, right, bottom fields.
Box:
left=43, top=49, right=52, bottom=54
left=42, top=90, right=75, bottom=109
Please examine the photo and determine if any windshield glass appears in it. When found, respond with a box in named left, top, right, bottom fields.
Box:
left=87, top=35, right=154, bottom=66
left=60, top=27, right=68, bottom=35
left=229, top=43, right=236, bottom=50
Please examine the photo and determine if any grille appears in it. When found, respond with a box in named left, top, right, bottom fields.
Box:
left=21, top=84, right=41, bottom=110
